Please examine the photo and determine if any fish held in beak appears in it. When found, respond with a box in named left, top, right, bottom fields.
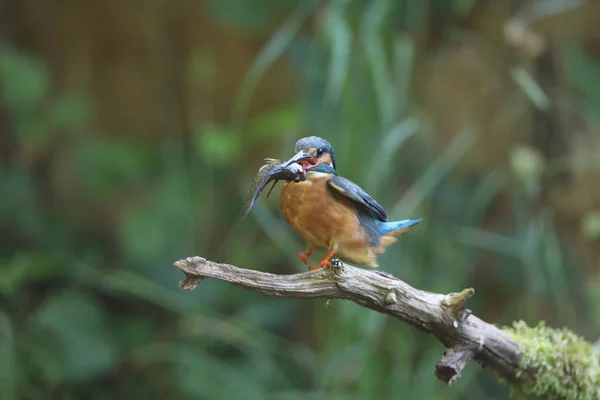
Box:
left=241, top=157, right=312, bottom=220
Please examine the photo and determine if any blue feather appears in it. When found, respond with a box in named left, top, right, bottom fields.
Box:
left=381, top=218, right=422, bottom=234
left=357, top=216, right=422, bottom=245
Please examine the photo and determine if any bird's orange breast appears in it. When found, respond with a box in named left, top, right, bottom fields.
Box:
left=280, top=172, right=371, bottom=259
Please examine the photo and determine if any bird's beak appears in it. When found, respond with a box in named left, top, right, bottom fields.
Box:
left=284, top=151, right=319, bottom=170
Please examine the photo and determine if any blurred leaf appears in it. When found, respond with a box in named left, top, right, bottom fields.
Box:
left=23, top=328, right=65, bottom=387
left=231, top=0, right=319, bottom=121
left=120, top=202, right=169, bottom=262
left=511, top=144, right=545, bottom=174
left=318, top=344, right=364, bottom=389
left=582, top=211, right=600, bottom=240
left=324, top=0, right=352, bottom=105
left=76, top=265, right=196, bottom=313
left=187, top=48, right=217, bottom=88
left=35, top=291, right=117, bottom=382
left=542, top=218, right=571, bottom=324
left=391, top=34, right=414, bottom=115
left=0, top=168, right=42, bottom=234
left=0, top=253, right=69, bottom=295
left=519, top=219, right=550, bottom=315
left=510, top=145, right=545, bottom=199
left=588, top=271, right=600, bottom=323
left=194, top=124, right=242, bottom=166
left=73, top=138, right=151, bottom=197
left=233, top=300, right=295, bottom=330
left=173, top=345, right=267, bottom=400
left=364, top=117, right=418, bottom=191
left=50, top=93, right=92, bottom=129
left=510, top=66, right=550, bottom=111
left=268, top=391, right=363, bottom=400
left=13, top=115, right=47, bottom=143
left=242, top=345, right=290, bottom=389
left=465, top=168, right=508, bottom=222
left=0, top=46, right=48, bottom=110
left=249, top=104, right=302, bottom=139
left=391, top=129, right=476, bottom=217
left=240, top=194, right=302, bottom=266
left=593, top=339, right=600, bottom=358
left=114, top=317, right=156, bottom=352
left=207, top=0, right=295, bottom=30
left=0, top=311, right=16, bottom=400
left=562, top=45, right=600, bottom=127
left=361, top=0, right=395, bottom=128
left=453, top=0, right=476, bottom=16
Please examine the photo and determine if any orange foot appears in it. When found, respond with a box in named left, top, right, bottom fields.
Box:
left=299, top=244, right=312, bottom=264
left=309, top=250, right=336, bottom=271
left=299, top=252, right=309, bottom=264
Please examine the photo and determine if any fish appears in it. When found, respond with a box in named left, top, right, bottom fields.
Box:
left=241, top=158, right=309, bottom=220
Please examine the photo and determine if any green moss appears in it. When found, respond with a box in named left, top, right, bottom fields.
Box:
left=502, top=320, right=600, bottom=400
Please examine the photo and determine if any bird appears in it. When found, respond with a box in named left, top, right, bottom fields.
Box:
left=279, top=136, right=421, bottom=270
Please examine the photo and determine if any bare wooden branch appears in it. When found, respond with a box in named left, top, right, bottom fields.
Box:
left=173, top=256, right=522, bottom=385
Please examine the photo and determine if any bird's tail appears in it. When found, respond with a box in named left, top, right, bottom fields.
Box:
left=382, top=218, right=422, bottom=237
left=371, top=218, right=422, bottom=255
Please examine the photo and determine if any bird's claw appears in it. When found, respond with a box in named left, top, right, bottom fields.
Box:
left=299, top=252, right=309, bottom=264
left=309, top=258, right=342, bottom=271
left=308, top=250, right=337, bottom=271
left=309, top=263, right=328, bottom=271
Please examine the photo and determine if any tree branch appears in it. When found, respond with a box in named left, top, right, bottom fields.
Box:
left=173, top=256, right=521, bottom=386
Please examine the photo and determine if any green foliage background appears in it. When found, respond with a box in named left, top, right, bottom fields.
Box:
left=1, top=0, right=599, bottom=399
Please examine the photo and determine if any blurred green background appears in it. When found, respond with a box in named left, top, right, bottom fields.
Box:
left=1, top=0, right=599, bottom=399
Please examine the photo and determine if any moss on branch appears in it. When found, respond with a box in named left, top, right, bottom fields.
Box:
left=503, top=321, right=600, bottom=400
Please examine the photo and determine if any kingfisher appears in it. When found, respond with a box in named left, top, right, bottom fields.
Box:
left=279, top=136, right=421, bottom=270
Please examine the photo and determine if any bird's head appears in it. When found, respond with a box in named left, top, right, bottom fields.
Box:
left=284, top=136, right=336, bottom=172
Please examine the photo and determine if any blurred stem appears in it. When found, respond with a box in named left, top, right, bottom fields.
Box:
left=516, top=0, right=584, bottom=23
left=391, top=129, right=476, bottom=218
left=231, top=0, right=320, bottom=122
left=361, top=0, right=395, bottom=129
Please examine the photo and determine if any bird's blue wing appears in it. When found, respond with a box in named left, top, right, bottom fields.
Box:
left=327, top=175, right=388, bottom=221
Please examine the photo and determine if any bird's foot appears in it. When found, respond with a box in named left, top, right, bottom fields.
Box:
left=299, top=252, right=309, bottom=264
left=299, top=244, right=312, bottom=265
left=308, top=251, right=337, bottom=271
left=308, top=261, right=331, bottom=271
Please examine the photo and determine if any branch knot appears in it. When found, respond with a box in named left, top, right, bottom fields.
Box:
left=385, top=288, right=398, bottom=305
left=442, top=288, right=474, bottom=327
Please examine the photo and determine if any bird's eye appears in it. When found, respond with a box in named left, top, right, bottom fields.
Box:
left=316, top=148, right=324, bottom=157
